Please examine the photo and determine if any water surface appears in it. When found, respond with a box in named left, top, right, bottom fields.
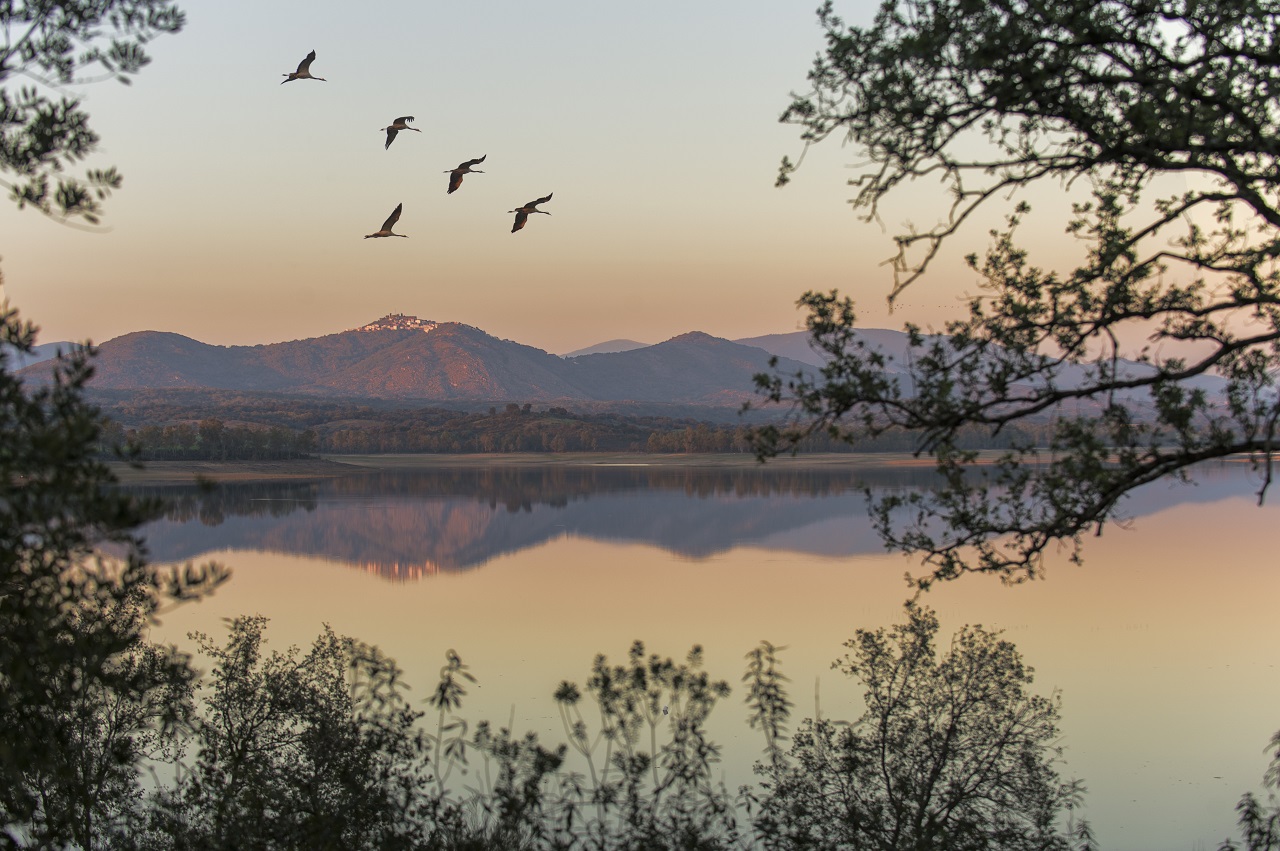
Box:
left=136, top=460, right=1280, bottom=851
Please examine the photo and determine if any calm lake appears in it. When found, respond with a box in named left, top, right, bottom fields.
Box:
left=134, top=457, right=1280, bottom=851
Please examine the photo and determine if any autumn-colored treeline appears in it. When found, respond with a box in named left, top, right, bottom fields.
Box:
left=99, top=419, right=316, bottom=460
left=96, top=395, right=1053, bottom=459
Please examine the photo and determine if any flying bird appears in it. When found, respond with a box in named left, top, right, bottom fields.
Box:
left=509, top=193, right=552, bottom=233
left=281, top=50, right=325, bottom=84
left=382, top=116, right=420, bottom=150
left=445, top=155, right=486, bottom=194
left=365, top=203, right=407, bottom=239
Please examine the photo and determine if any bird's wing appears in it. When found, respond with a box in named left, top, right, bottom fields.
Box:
left=385, top=128, right=398, bottom=150
left=512, top=211, right=529, bottom=232
left=381, top=203, right=402, bottom=230
left=533, top=193, right=552, bottom=206
left=466, top=155, right=487, bottom=167
left=448, top=172, right=463, bottom=194
left=297, top=50, right=316, bottom=73
left=395, top=116, right=414, bottom=125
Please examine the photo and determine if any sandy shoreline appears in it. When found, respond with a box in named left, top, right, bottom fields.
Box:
left=106, top=452, right=943, bottom=484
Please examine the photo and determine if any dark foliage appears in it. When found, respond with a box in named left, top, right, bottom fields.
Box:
left=92, top=392, right=1053, bottom=458
left=756, top=0, right=1280, bottom=587
left=1221, top=731, right=1280, bottom=851
left=0, top=304, right=226, bottom=846
left=100, top=418, right=318, bottom=461
left=0, top=0, right=184, bottom=223
left=746, top=605, right=1087, bottom=851
left=142, top=617, right=430, bottom=850
left=121, top=611, right=1092, bottom=851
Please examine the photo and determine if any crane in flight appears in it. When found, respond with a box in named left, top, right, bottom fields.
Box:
left=365, top=204, right=408, bottom=239
left=509, top=193, right=552, bottom=233
left=282, top=50, right=326, bottom=84
left=445, top=156, right=486, bottom=193
left=383, top=116, right=420, bottom=150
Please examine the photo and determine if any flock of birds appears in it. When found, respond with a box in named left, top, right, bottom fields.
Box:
left=281, top=50, right=553, bottom=238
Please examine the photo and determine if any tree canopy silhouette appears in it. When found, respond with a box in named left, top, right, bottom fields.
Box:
left=748, top=605, right=1090, bottom=851
left=0, top=3, right=227, bottom=842
left=757, top=0, right=1280, bottom=587
left=0, top=0, right=184, bottom=223
left=0, top=301, right=227, bottom=845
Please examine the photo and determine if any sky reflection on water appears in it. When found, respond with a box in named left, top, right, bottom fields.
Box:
left=130, top=462, right=1256, bottom=575
left=134, top=461, right=1280, bottom=851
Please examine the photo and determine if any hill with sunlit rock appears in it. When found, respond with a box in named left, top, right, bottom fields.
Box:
left=27, top=315, right=815, bottom=406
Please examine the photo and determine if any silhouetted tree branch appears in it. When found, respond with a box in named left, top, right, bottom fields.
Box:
left=1, top=301, right=227, bottom=845
left=1, top=0, right=184, bottom=223
left=758, top=0, right=1280, bottom=587
left=748, top=605, right=1087, bottom=850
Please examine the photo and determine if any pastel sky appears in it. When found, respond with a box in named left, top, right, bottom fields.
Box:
left=2, top=0, right=1090, bottom=354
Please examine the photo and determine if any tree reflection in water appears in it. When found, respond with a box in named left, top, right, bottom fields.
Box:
left=122, top=462, right=1256, bottom=582
left=122, top=466, right=940, bottom=577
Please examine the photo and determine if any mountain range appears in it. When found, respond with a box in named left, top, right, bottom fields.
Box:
left=16, top=313, right=1224, bottom=408
left=19, top=315, right=822, bottom=406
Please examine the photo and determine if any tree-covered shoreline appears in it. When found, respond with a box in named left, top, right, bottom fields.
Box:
left=97, top=405, right=1053, bottom=460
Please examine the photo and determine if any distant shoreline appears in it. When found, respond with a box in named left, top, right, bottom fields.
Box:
left=105, top=451, right=1257, bottom=485
left=106, top=452, right=942, bottom=485
left=107, top=458, right=371, bottom=484
left=325, top=452, right=943, bottom=469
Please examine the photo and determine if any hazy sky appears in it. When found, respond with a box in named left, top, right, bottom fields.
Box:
left=2, top=0, right=1080, bottom=354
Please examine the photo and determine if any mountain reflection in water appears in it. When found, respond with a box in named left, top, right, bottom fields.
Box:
left=126, top=462, right=1256, bottom=579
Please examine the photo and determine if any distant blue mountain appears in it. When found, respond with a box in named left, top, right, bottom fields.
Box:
left=734, top=329, right=1227, bottom=397
left=3, top=341, right=75, bottom=369
left=562, top=339, right=651, bottom=357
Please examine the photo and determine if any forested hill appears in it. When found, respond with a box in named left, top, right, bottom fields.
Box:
left=95, top=391, right=1049, bottom=458
left=23, top=318, right=817, bottom=406
left=35, top=316, right=1223, bottom=409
